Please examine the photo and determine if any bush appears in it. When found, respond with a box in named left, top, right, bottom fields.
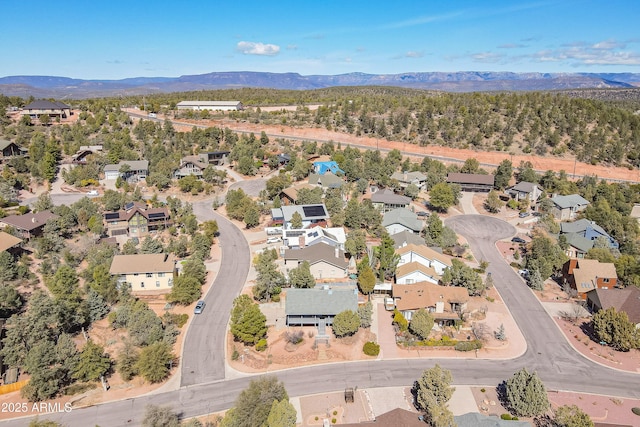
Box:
left=633, top=407, right=640, bottom=416
left=422, top=336, right=457, bottom=347
left=331, top=419, right=336, bottom=424
left=285, top=330, right=304, bottom=345
left=164, top=313, right=189, bottom=328
left=255, top=339, right=267, bottom=352
left=232, top=349, right=239, bottom=361
left=501, top=413, right=512, bottom=420
left=454, top=340, right=482, bottom=352
left=363, top=341, right=380, bottom=356
left=480, top=388, right=486, bottom=393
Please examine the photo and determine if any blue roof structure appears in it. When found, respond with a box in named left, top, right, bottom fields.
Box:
left=313, top=161, right=344, bottom=175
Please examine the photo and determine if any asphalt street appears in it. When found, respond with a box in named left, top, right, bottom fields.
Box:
left=4, top=214, right=639, bottom=426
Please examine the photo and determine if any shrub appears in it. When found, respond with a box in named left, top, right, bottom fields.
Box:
left=285, top=330, right=304, bottom=345
left=333, top=411, right=337, bottom=416
left=480, top=388, right=486, bottom=393
left=164, top=313, right=189, bottom=328
left=331, top=419, right=336, bottom=424
left=633, top=407, right=640, bottom=416
left=454, top=340, right=482, bottom=352
left=232, top=349, right=239, bottom=361
left=393, top=309, right=408, bottom=332
left=422, top=336, right=457, bottom=347
left=501, top=413, right=512, bottom=420
left=363, top=341, right=380, bottom=356
left=255, top=339, right=268, bottom=352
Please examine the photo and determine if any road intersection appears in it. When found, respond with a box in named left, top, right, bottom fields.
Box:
left=6, top=197, right=639, bottom=426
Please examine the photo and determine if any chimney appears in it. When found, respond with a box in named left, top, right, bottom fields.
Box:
left=299, top=235, right=305, bottom=248
left=32, top=217, right=37, bottom=223
left=335, top=247, right=339, bottom=258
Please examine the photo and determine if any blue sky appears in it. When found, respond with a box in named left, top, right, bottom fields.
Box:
left=3, top=0, right=640, bottom=79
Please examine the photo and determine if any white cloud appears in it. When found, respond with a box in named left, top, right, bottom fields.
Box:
left=236, top=41, right=280, bottom=56
left=529, top=40, right=640, bottom=66
left=471, top=52, right=504, bottom=63
left=592, top=39, right=625, bottom=50
left=405, top=51, right=424, bottom=58
left=498, top=43, right=527, bottom=49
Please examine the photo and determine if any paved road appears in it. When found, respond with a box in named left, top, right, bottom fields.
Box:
left=180, top=201, right=251, bottom=386
left=4, top=214, right=640, bottom=426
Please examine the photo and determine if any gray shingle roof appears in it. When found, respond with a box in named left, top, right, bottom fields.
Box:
left=390, top=230, right=426, bottom=248
left=104, top=160, right=149, bottom=172
left=382, top=208, right=423, bottom=232
left=550, top=194, right=590, bottom=209
left=508, top=181, right=539, bottom=193
left=447, top=173, right=495, bottom=186
left=23, top=100, right=70, bottom=110
left=285, top=287, right=358, bottom=316
left=371, top=189, right=411, bottom=205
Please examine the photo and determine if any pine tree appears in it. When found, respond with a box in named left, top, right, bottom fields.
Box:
left=505, top=368, right=550, bottom=417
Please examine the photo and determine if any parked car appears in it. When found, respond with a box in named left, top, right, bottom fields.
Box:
left=511, top=237, right=526, bottom=244
left=417, top=211, right=430, bottom=217
left=266, top=237, right=281, bottom=244
left=518, top=212, right=530, bottom=218
left=518, top=269, right=530, bottom=278
left=87, top=190, right=99, bottom=196
left=194, top=300, right=206, bottom=314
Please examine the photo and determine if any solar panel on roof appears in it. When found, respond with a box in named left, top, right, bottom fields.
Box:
left=302, top=205, right=326, bottom=218
left=124, top=202, right=134, bottom=210
left=104, top=212, right=120, bottom=220
left=148, top=212, right=166, bottom=219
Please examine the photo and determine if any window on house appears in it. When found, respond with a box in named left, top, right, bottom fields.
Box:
left=158, top=272, right=165, bottom=278
left=603, top=278, right=610, bottom=283
left=156, top=281, right=160, bottom=287
left=133, top=273, right=139, bottom=276
left=140, top=282, right=145, bottom=288
left=146, top=273, right=152, bottom=278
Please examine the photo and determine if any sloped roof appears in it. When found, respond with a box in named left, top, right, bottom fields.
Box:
left=563, top=232, right=594, bottom=253
left=587, top=287, right=640, bottom=324
left=392, top=281, right=469, bottom=311
left=109, top=253, right=176, bottom=275
left=396, top=261, right=439, bottom=280
left=179, top=155, right=208, bottom=170
left=396, top=243, right=453, bottom=267
left=390, top=171, right=427, bottom=183
left=285, top=287, right=358, bottom=316
left=371, top=189, right=411, bottom=205
left=572, top=259, right=617, bottom=293
left=447, top=173, right=494, bottom=186
left=0, top=231, right=22, bottom=251
left=340, top=408, right=425, bottom=427
left=279, top=184, right=314, bottom=202
left=0, top=139, right=21, bottom=151
left=0, top=211, right=59, bottom=231
left=308, top=171, right=343, bottom=188
left=507, top=181, right=540, bottom=193
left=550, top=194, right=590, bottom=209
left=631, top=204, right=640, bottom=219
left=455, top=412, right=531, bottom=427
left=104, top=160, right=149, bottom=172
left=390, top=230, right=425, bottom=248
left=283, top=242, right=348, bottom=269
left=23, top=100, right=70, bottom=110
left=382, top=208, right=423, bottom=232
left=280, top=204, right=329, bottom=222
left=560, top=218, right=610, bottom=238
left=313, top=160, right=344, bottom=175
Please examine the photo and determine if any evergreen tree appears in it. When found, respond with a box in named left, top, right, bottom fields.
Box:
left=73, top=340, right=112, bottom=382
left=504, top=368, right=550, bottom=417
left=409, top=308, right=434, bottom=340
left=136, top=341, right=174, bottom=383
left=288, top=261, right=315, bottom=288
left=266, top=399, right=297, bottom=427
left=374, top=232, right=399, bottom=281
left=230, top=295, right=268, bottom=345
left=332, top=310, right=360, bottom=337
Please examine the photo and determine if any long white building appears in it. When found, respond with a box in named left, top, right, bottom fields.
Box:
left=176, top=101, right=243, bottom=111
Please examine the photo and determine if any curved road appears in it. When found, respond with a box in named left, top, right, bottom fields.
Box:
left=4, top=215, right=639, bottom=426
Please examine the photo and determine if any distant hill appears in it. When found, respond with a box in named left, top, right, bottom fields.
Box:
left=1, top=71, right=639, bottom=99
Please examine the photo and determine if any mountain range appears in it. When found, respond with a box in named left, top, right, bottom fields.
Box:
left=1, top=71, right=640, bottom=99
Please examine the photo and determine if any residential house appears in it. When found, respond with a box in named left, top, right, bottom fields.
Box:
left=586, top=287, right=640, bottom=328
left=312, top=160, right=344, bottom=175
left=199, top=151, right=230, bottom=166
left=272, top=204, right=329, bottom=229
left=176, top=100, right=243, bottom=111
left=505, top=181, right=543, bottom=203
left=103, top=202, right=171, bottom=237
left=395, top=262, right=440, bottom=285
left=277, top=153, right=291, bottom=166
left=173, top=156, right=208, bottom=179
left=71, top=145, right=102, bottom=164
left=370, top=189, right=411, bottom=213
left=390, top=230, right=426, bottom=249
left=308, top=171, right=343, bottom=189
left=455, top=412, right=532, bottom=427
left=390, top=171, right=427, bottom=190
left=396, top=243, right=452, bottom=276
left=339, top=408, right=425, bottom=427
left=560, top=218, right=618, bottom=258
left=446, top=173, right=494, bottom=192
left=562, top=258, right=618, bottom=299
left=0, top=140, right=27, bottom=162
left=104, top=160, right=149, bottom=181
left=283, top=226, right=346, bottom=250
left=382, top=208, right=423, bottom=235
left=21, top=100, right=71, bottom=119
left=278, top=183, right=314, bottom=205
left=109, top=253, right=177, bottom=292
left=285, top=286, right=358, bottom=327
left=0, top=231, right=22, bottom=252
left=549, top=194, right=590, bottom=221
left=283, top=242, right=349, bottom=280
left=0, top=211, right=59, bottom=240
left=392, top=281, right=468, bottom=324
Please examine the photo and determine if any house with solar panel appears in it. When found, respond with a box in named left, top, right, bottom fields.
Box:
left=103, top=202, right=171, bottom=237
left=271, top=204, right=329, bottom=230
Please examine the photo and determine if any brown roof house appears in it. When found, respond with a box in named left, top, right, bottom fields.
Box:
left=392, top=281, right=468, bottom=325
left=395, top=262, right=441, bottom=285
left=0, top=211, right=59, bottom=240
left=562, top=258, right=618, bottom=299
left=109, top=253, right=177, bottom=293
left=21, top=100, right=71, bottom=119
left=173, top=156, right=208, bottom=179
left=0, top=231, right=22, bottom=252
left=340, top=408, right=426, bottom=427
left=103, top=202, right=171, bottom=237
left=586, top=286, right=640, bottom=328
left=447, top=173, right=494, bottom=192
left=283, top=242, right=349, bottom=280
left=0, top=140, right=27, bottom=162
